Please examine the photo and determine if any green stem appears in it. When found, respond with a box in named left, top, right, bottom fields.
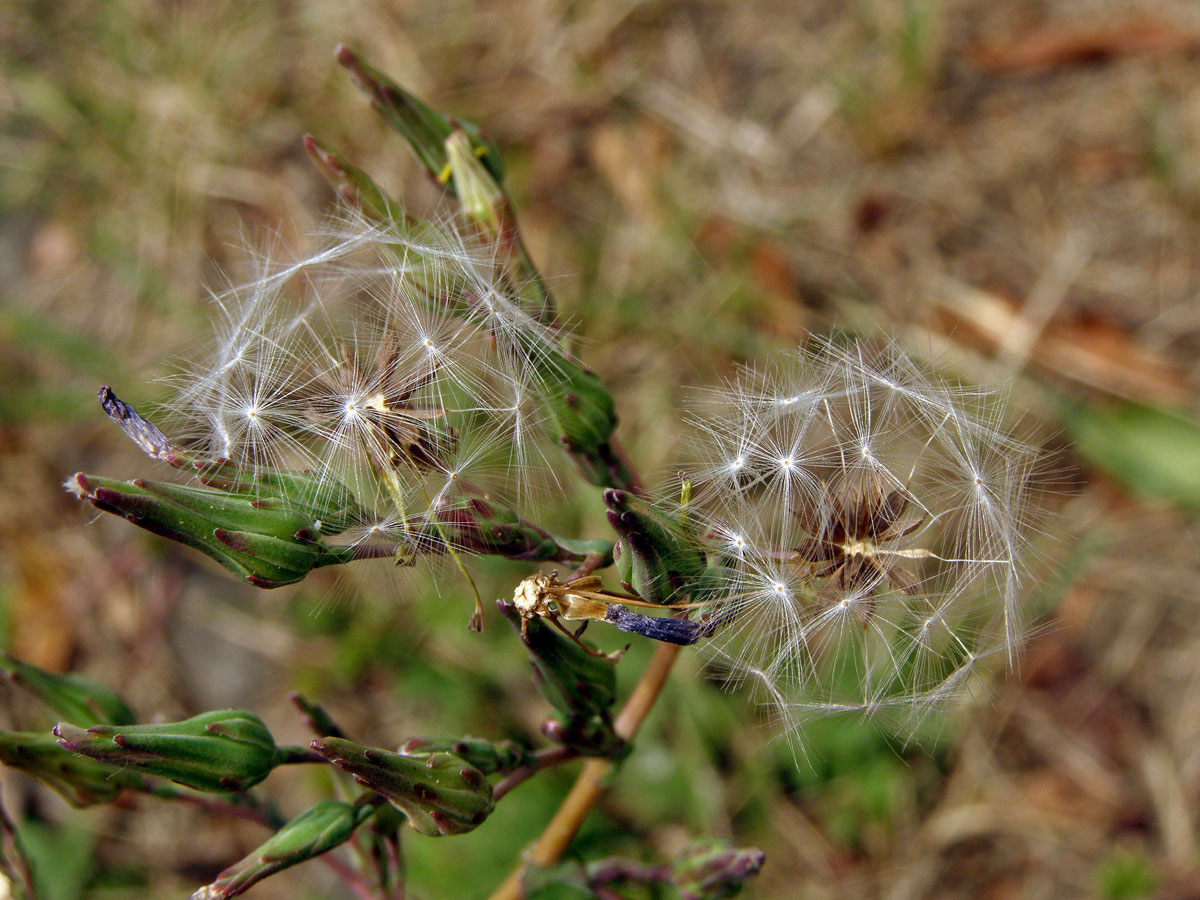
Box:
left=276, top=745, right=329, bottom=766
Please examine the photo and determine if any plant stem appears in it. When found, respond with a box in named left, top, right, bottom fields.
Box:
left=566, top=550, right=607, bottom=582
left=0, top=783, right=37, bottom=900
left=492, top=745, right=576, bottom=802
left=320, top=851, right=380, bottom=900
left=606, top=435, right=647, bottom=498
left=485, top=640, right=682, bottom=900
left=383, top=830, right=405, bottom=900
left=148, top=784, right=283, bottom=829
left=276, top=744, right=329, bottom=765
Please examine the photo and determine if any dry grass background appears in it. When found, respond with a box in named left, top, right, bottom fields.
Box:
left=3, top=1, right=1200, bottom=898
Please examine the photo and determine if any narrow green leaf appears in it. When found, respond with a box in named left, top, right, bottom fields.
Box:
left=1063, top=400, right=1200, bottom=510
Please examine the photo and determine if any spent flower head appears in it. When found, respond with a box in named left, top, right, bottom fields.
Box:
left=160, top=209, right=568, bottom=554
left=683, top=337, right=1042, bottom=740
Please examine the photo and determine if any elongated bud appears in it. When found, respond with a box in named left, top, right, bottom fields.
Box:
left=310, top=737, right=493, bottom=836
left=94, top=386, right=363, bottom=534
left=671, top=841, right=766, bottom=900
left=443, top=117, right=626, bottom=488
left=496, top=601, right=624, bottom=757
left=0, top=730, right=150, bottom=807
left=444, top=128, right=505, bottom=232
left=1, top=654, right=136, bottom=726
left=334, top=44, right=504, bottom=191
left=288, top=693, right=346, bottom=739
left=497, top=602, right=616, bottom=720
left=329, top=49, right=645, bottom=491
left=606, top=489, right=706, bottom=604
left=436, top=496, right=612, bottom=564
left=425, top=93, right=558, bottom=327
left=193, top=800, right=376, bottom=899
left=193, top=467, right=362, bottom=537
left=397, top=736, right=534, bottom=776
left=534, top=354, right=627, bottom=485
left=67, top=473, right=355, bottom=588
left=54, top=709, right=281, bottom=793
left=303, top=134, right=405, bottom=224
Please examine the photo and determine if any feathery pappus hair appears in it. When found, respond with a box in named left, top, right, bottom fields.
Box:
left=160, top=208, right=570, bottom=555
left=679, top=336, right=1045, bottom=743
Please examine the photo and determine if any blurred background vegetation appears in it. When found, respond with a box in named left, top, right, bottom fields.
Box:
left=4, top=1, right=1200, bottom=897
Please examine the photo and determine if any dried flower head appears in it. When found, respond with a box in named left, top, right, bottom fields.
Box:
left=161, top=210, right=567, bottom=554
left=683, top=338, right=1042, bottom=740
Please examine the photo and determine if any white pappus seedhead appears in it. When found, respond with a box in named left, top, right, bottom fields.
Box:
left=684, top=337, right=1042, bottom=742
left=161, top=209, right=567, bottom=550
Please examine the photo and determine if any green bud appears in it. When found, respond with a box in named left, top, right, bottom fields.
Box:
left=497, top=603, right=616, bottom=720
left=672, top=840, right=766, bottom=900
left=68, top=473, right=355, bottom=588
left=195, top=800, right=375, bottom=899
left=93, top=385, right=363, bottom=538
left=195, top=466, right=362, bottom=537
left=334, top=44, right=504, bottom=191
left=605, top=489, right=707, bottom=604
left=287, top=693, right=345, bottom=739
left=311, top=737, right=493, bottom=836
left=303, top=134, right=406, bottom=225
left=540, top=713, right=626, bottom=759
left=54, top=709, right=281, bottom=793
left=528, top=348, right=646, bottom=491
left=332, top=46, right=567, bottom=331
left=1, top=654, right=136, bottom=726
left=397, top=736, right=535, bottom=776
left=439, top=115, right=558, bottom=327
left=0, top=730, right=150, bottom=807
left=536, top=353, right=619, bottom=461
left=444, top=128, right=505, bottom=232
left=497, top=602, right=624, bottom=757
left=435, top=496, right=612, bottom=564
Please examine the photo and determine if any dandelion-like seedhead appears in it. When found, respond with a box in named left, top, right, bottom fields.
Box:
left=162, top=210, right=567, bottom=553
left=682, top=338, right=1041, bottom=741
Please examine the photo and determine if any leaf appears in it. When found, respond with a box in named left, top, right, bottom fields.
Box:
left=1063, top=401, right=1200, bottom=510
left=18, top=818, right=95, bottom=900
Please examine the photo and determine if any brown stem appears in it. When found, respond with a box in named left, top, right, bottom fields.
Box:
left=0, top=783, right=37, bottom=900
left=320, top=851, right=380, bottom=900
left=384, top=830, right=405, bottom=900
left=276, top=744, right=330, bottom=765
left=566, top=550, right=607, bottom=583
left=350, top=543, right=402, bottom=561
left=493, top=745, right=577, bottom=802
left=485, top=641, right=682, bottom=900
left=152, top=785, right=281, bottom=829
left=605, top=435, right=647, bottom=499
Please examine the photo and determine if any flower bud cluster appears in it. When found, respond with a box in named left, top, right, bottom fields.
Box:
left=162, top=212, right=566, bottom=553
left=683, top=338, right=1040, bottom=736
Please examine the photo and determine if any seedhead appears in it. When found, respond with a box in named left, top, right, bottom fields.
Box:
left=683, top=337, right=1042, bottom=739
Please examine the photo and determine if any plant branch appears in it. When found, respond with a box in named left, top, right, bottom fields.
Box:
left=0, top=782, right=37, bottom=900
left=276, top=745, right=330, bottom=765
left=320, top=851, right=380, bottom=900
left=566, top=550, right=608, bottom=583
left=486, top=640, right=682, bottom=900
left=492, top=745, right=577, bottom=802
left=146, top=784, right=283, bottom=829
